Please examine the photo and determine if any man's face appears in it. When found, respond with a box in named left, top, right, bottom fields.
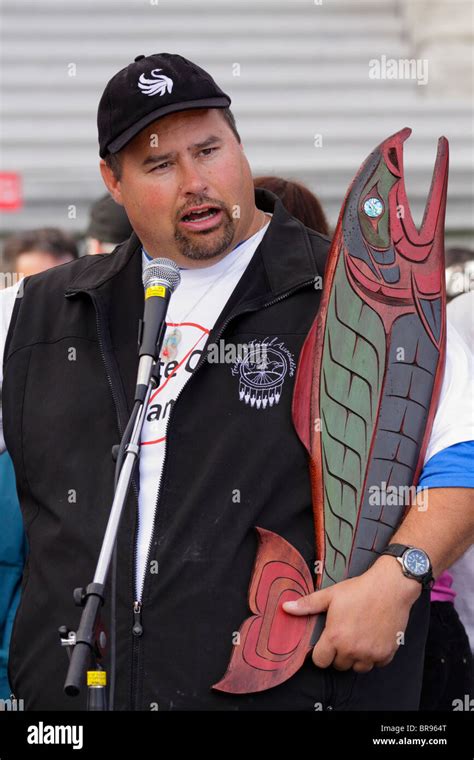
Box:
left=100, top=109, right=258, bottom=267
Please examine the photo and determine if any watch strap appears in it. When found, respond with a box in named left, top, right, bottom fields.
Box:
left=381, top=543, right=408, bottom=559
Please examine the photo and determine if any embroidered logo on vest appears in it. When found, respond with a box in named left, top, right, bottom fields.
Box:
left=231, top=337, right=295, bottom=410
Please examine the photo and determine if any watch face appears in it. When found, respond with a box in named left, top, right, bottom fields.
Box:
left=404, top=548, right=430, bottom=577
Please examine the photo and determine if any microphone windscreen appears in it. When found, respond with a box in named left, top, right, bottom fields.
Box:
left=142, top=257, right=181, bottom=292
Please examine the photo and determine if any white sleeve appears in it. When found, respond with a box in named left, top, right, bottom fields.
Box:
left=423, top=318, right=474, bottom=465
left=0, top=279, right=23, bottom=454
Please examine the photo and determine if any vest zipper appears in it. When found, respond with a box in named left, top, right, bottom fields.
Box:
left=132, top=601, right=143, bottom=637
left=131, top=276, right=316, bottom=710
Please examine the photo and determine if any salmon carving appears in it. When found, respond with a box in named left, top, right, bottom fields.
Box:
left=213, top=128, right=449, bottom=694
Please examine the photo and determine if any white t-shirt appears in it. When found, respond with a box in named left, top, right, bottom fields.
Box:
left=446, top=291, right=474, bottom=651
left=0, top=243, right=473, bottom=599
left=136, top=221, right=271, bottom=598
left=423, top=319, right=474, bottom=463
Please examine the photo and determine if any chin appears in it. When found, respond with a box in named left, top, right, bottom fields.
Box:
left=177, top=227, right=235, bottom=262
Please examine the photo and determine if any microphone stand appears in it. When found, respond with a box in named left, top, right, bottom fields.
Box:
left=59, top=356, right=162, bottom=710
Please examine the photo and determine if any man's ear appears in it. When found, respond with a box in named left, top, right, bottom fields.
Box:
left=100, top=159, right=124, bottom=205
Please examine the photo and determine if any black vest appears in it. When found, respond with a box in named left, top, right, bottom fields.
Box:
left=2, top=189, right=429, bottom=710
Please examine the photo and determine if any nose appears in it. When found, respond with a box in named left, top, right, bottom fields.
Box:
left=178, top=157, right=209, bottom=197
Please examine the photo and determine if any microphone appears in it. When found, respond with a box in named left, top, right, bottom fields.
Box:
left=136, top=257, right=181, bottom=399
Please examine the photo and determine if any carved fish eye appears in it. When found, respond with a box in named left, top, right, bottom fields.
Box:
left=363, top=197, right=384, bottom=218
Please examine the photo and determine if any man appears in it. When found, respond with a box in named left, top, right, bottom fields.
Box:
left=2, top=228, right=78, bottom=278
left=0, top=53, right=473, bottom=711
left=84, top=194, right=133, bottom=255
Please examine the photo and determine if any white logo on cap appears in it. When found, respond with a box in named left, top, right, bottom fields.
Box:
left=138, top=69, right=174, bottom=97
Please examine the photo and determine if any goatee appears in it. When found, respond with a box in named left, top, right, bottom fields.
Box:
left=174, top=210, right=235, bottom=262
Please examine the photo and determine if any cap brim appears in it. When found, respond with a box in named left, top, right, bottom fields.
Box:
left=105, top=97, right=231, bottom=156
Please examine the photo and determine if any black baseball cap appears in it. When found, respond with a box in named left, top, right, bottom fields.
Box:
left=97, top=53, right=231, bottom=159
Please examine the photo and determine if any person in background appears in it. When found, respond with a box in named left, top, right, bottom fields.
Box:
left=253, top=176, right=330, bottom=236
left=419, top=259, right=474, bottom=710
left=448, top=290, right=474, bottom=347
left=445, top=247, right=474, bottom=303
left=447, top=289, right=474, bottom=658
left=2, top=228, right=78, bottom=277
left=84, top=193, right=133, bottom=255
left=0, top=453, right=27, bottom=699
left=0, top=227, right=77, bottom=699
left=419, top=527, right=473, bottom=709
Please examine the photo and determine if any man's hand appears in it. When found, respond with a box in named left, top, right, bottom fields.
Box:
left=282, top=555, right=422, bottom=673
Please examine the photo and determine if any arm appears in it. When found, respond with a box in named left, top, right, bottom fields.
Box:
left=283, top=320, right=474, bottom=672
left=387, top=485, right=474, bottom=578
left=283, top=486, right=474, bottom=673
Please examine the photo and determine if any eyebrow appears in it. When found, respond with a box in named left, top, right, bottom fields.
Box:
left=141, top=135, right=223, bottom=166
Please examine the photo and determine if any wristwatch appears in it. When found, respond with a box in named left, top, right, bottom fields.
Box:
left=380, top=544, right=434, bottom=590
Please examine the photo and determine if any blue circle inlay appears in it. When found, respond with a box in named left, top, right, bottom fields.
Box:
left=363, top=197, right=384, bottom=218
